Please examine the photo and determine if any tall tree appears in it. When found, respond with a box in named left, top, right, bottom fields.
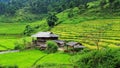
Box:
left=47, top=13, right=58, bottom=27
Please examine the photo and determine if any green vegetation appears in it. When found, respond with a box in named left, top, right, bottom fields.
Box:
left=0, top=39, right=16, bottom=50
left=1, top=0, right=119, bottom=23
left=47, top=13, right=58, bottom=28
left=0, top=49, right=71, bottom=68
left=0, top=48, right=119, bottom=68
left=50, top=7, right=120, bottom=49
left=73, top=48, right=120, bottom=68
left=0, top=0, right=92, bottom=22
left=46, top=41, right=58, bottom=53
left=0, top=23, right=27, bottom=34
left=0, top=37, right=32, bottom=50
left=0, top=49, right=46, bottom=68
left=0, top=0, right=120, bottom=68
left=0, top=18, right=48, bottom=51
left=0, top=20, right=48, bottom=35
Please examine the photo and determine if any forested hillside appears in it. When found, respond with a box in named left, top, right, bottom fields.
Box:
left=0, top=0, right=119, bottom=23
left=0, top=0, right=95, bottom=15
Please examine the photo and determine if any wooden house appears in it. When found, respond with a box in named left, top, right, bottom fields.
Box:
left=31, top=32, right=59, bottom=49
left=32, top=32, right=58, bottom=42
left=54, top=40, right=65, bottom=47
left=66, top=42, right=85, bottom=49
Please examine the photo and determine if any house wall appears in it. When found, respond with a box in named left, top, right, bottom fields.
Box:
left=37, top=37, right=58, bottom=42
left=33, top=37, right=58, bottom=46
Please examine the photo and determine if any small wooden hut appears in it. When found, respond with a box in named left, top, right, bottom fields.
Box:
left=54, top=40, right=65, bottom=47
left=66, top=42, right=85, bottom=50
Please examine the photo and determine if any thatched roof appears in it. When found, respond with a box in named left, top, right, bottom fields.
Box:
left=31, top=32, right=58, bottom=38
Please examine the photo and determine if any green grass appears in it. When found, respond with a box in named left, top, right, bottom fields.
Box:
left=0, top=19, right=48, bottom=50
left=0, top=49, right=71, bottom=68
left=0, top=23, right=27, bottom=34
left=0, top=37, right=32, bottom=50
left=0, top=39, right=16, bottom=50
left=0, top=18, right=48, bottom=35
left=0, top=47, right=7, bottom=51
left=36, top=53, right=71, bottom=65
left=0, top=49, right=46, bottom=68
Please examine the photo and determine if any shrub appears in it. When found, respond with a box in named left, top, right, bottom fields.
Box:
left=24, top=25, right=34, bottom=36
left=75, top=48, right=120, bottom=68
left=46, top=41, right=58, bottom=53
left=14, top=42, right=25, bottom=50
left=68, top=9, right=74, bottom=18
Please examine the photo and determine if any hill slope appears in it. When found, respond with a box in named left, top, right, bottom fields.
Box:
left=50, top=8, right=120, bottom=49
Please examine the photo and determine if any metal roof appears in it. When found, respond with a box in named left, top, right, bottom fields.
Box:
left=66, top=42, right=78, bottom=46
left=54, top=40, right=65, bottom=44
left=66, top=42, right=85, bottom=48
left=74, top=45, right=85, bottom=48
left=31, top=32, right=58, bottom=38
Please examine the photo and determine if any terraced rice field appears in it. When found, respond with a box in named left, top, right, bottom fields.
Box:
left=0, top=37, right=32, bottom=51
left=0, top=23, right=27, bottom=34
left=0, top=19, right=48, bottom=34
left=0, top=20, right=47, bottom=50
left=51, top=19, right=120, bottom=49
left=0, top=39, right=16, bottom=50
left=0, top=49, right=71, bottom=68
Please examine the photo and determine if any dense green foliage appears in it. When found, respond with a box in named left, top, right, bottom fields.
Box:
left=0, top=0, right=96, bottom=14
left=47, top=14, right=58, bottom=27
left=0, top=0, right=98, bottom=22
left=46, top=41, right=58, bottom=53
left=24, top=25, right=34, bottom=36
left=0, top=0, right=119, bottom=22
left=74, top=48, right=120, bottom=68
left=100, top=0, right=120, bottom=10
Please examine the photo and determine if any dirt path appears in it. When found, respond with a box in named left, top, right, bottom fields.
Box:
left=58, top=48, right=65, bottom=51
left=0, top=50, right=19, bottom=54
